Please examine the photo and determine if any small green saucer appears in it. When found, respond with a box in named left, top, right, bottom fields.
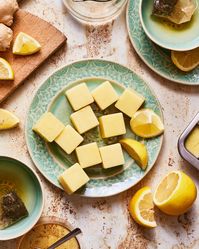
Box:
left=0, top=156, right=44, bottom=241
left=140, top=0, right=199, bottom=51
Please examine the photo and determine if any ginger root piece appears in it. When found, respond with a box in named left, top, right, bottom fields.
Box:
left=0, top=24, right=13, bottom=51
left=0, top=0, right=19, bottom=26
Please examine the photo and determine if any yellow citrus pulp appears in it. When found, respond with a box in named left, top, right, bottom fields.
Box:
left=153, top=171, right=197, bottom=216
left=13, top=32, right=41, bottom=55
left=129, top=186, right=157, bottom=228
left=0, top=58, right=14, bottom=80
left=120, top=138, right=148, bottom=169
left=130, top=109, right=164, bottom=138
left=171, top=48, right=199, bottom=72
left=0, top=109, right=19, bottom=130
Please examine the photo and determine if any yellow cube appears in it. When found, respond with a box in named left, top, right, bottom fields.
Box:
left=59, top=163, right=89, bottom=194
left=115, top=89, right=145, bottom=117
left=71, top=106, right=99, bottom=134
left=65, top=83, right=94, bottom=111
left=92, top=81, right=118, bottom=110
left=55, top=125, right=83, bottom=154
left=99, top=143, right=125, bottom=169
left=76, top=142, right=102, bottom=168
left=32, top=112, right=65, bottom=142
left=99, top=113, right=126, bottom=138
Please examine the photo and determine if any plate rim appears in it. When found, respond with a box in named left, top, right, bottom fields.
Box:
left=25, top=58, right=164, bottom=198
left=0, top=156, right=44, bottom=241
left=126, top=0, right=199, bottom=86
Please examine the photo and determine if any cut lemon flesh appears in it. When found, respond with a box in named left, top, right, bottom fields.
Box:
left=171, top=48, right=199, bottom=72
left=0, top=109, right=19, bottom=130
left=120, top=138, right=148, bottom=169
left=13, top=32, right=41, bottom=55
left=0, top=58, right=14, bottom=80
left=130, top=109, right=164, bottom=138
left=153, top=171, right=197, bottom=216
left=129, top=186, right=157, bottom=228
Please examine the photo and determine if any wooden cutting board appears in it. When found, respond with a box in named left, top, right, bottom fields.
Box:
left=0, top=9, right=67, bottom=103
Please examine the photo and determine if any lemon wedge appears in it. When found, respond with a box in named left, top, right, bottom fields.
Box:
left=130, top=109, right=164, bottom=138
left=13, top=32, right=41, bottom=55
left=0, top=58, right=14, bottom=80
left=171, top=48, right=199, bottom=72
left=0, top=109, right=19, bottom=130
left=129, top=186, right=157, bottom=228
left=153, top=171, right=197, bottom=216
left=120, top=138, right=148, bottom=169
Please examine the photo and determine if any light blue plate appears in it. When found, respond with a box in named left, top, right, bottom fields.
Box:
left=26, top=59, right=163, bottom=198
left=140, top=0, right=199, bottom=51
left=0, top=156, right=44, bottom=240
left=127, top=0, right=199, bottom=85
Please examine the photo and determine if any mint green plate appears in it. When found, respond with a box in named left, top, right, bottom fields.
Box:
left=140, top=0, right=199, bottom=51
left=127, top=0, right=199, bottom=85
left=26, top=59, right=163, bottom=197
left=0, top=156, right=44, bottom=240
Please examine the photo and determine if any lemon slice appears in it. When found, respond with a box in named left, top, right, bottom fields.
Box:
left=0, top=109, right=19, bottom=130
left=130, top=109, right=164, bottom=138
left=0, top=58, right=14, bottom=80
left=153, top=171, right=197, bottom=216
left=120, top=138, right=148, bottom=169
left=129, top=186, right=157, bottom=228
left=13, top=32, right=41, bottom=55
left=171, top=48, right=199, bottom=72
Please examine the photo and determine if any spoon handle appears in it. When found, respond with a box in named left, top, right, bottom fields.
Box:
left=47, top=228, right=82, bottom=249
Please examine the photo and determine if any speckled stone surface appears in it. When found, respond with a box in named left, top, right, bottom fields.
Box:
left=0, top=0, right=199, bottom=248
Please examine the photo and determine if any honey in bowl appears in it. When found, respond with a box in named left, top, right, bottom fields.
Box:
left=18, top=217, right=80, bottom=249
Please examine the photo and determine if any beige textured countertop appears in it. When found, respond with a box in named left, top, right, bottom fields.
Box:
left=1, top=1, right=199, bottom=248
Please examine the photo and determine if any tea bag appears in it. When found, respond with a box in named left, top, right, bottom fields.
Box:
left=153, top=0, right=197, bottom=24
left=0, top=191, right=28, bottom=229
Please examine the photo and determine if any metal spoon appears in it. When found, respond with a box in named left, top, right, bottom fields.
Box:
left=35, top=228, right=82, bottom=249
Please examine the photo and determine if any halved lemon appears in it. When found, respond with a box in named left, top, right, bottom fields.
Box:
left=153, top=171, right=197, bottom=216
left=129, top=186, right=157, bottom=228
left=120, top=138, right=148, bottom=169
left=0, top=109, right=19, bottom=130
left=0, top=58, right=14, bottom=80
left=130, top=109, right=164, bottom=138
left=171, top=48, right=199, bottom=72
left=13, top=32, right=41, bottom=55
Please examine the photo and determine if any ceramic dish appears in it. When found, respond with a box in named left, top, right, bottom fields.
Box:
left=26, top=59, right=163, bottom=197
left=139, top=0, right=199, bottom=51
left=0, top=156, right=44, bottom=241
left=126, top=0, right=199, bottom=85
left=17, top=216, right=82, bottom=249
left=178, top=112, right=199, bottom=170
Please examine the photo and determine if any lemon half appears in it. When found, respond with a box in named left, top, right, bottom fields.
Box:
left=0, top=109, right=19, bottom=130
left=13, top=32, right=41, bottom=55
left=130, top=109, right=164, bottom=138
left=120, top=138, right=148, bottom=169
left=171, top=48, right=199, bottom=72
left=129, top=186, right=157, bottom=228
left=153, top=171, right=197, bottom=216
left=0, top=58, right=14, bottom=80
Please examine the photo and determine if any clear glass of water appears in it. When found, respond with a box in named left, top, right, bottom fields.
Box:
left=63, top=0, right=128, bottom=25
